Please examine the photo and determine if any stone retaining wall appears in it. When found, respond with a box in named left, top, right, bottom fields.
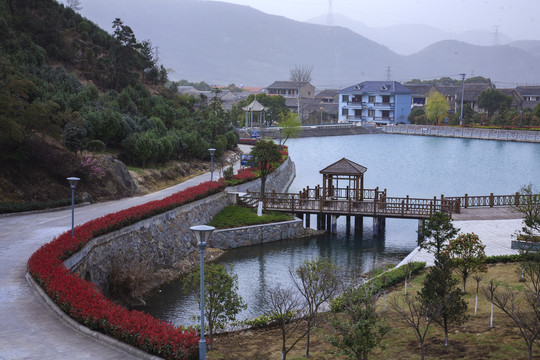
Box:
left=383, top=124, right=540, bottom=143
left=209, top=219, right=304, bottom=249
left=64, top=156, right=297, bottom=295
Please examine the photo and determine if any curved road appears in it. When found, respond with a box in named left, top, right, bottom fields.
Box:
left=0, top=148, right=249, bottom=360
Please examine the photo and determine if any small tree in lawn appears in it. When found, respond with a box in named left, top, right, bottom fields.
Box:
left=472, top=274, right=483, bottom=317
left=263, top=285, right=305, bottom=360
left=250, top=139, right=282, bottom=216
left=329, top=283, right=390, bottom=360
left=418, top=256, right=468, bottom=347
left=418, top=212, right=459, bottom=263
left=186, top=263, right=246, bottom=348
left=290, top=257, right=341, bottom=358
left=390, top=293, right=444, bottom=360
left=445, top=232, right=487, bottom=292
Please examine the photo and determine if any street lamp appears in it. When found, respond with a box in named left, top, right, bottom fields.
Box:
left=190, top=225, right=216, bottom=360
left=279, top=127, right=282, bottom=150
left=320, top=107, right=324, bottom=126
left=67, top=177, right=80, bottom=237
left=208, top=148, right=216, bottom=182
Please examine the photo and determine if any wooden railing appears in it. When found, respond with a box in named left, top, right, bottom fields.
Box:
left=239, top=191, right=537, bottom=219
left=241, top=192, right=455, bottom=219
left=437, top=192, right=535, bottom=213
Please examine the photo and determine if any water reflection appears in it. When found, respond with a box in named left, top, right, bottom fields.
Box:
left=138, top=217, right=415, bottom=326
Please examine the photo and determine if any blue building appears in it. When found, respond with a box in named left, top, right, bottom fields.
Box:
left=338, top=81, right=412, bottom=125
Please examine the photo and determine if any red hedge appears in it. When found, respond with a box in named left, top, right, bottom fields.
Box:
left=27, top=180, right=226, bottom=360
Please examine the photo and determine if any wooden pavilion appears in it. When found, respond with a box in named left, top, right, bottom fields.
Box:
left=242, top=98, right=268, bottom=128
left=319, top=158, right=367, bottom=201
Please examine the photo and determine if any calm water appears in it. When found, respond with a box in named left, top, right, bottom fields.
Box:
left=138, top=134, right=540, bottom=326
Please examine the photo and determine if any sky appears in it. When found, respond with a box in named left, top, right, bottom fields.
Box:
left=213, top=0, right=540, bottom=41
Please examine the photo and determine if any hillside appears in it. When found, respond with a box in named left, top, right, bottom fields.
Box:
left=78, top=0, right=540, bottom=87
left=0, top=0, right=237, bottom=204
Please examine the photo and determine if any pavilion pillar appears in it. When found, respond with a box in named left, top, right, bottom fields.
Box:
left=331, top=215, right=338, bottom=234
left=373, top=216, right=386, bottom=237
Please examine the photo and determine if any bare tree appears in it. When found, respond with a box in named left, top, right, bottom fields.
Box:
left=290, top=257, right=341, bottom=358
left=484, top=286, right=540, bottom=360
left=482, top=279, right=500, bottom=328
left=289, top=65, right=313, bottom=83
left=263, top=285, right=306, bottom=360
left=472, top=274, right=483, bottom=317
left=390, top=293, right=444, bottom=360
left=66, top=0, right=82, bottom=11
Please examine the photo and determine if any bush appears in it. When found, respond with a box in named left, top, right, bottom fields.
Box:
left=87, top=139, right=106, bottom=152
left=330, top=262, right=426, bottom=312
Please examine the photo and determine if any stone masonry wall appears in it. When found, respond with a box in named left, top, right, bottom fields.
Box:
left=209, top=219, right=304, bottom=249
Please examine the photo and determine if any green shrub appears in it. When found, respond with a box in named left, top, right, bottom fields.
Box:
left=0, top=198, right=83, bottom=214
left=330, top=261, right=426, bottom=312
left=87, top=140, right=106, bottom=152
left=208, top=205, right=293, bottom=229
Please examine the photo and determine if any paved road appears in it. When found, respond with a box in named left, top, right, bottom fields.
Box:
left=0, top=147, right=250, bottom=360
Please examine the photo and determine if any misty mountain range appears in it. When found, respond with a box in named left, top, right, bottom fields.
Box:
left=80, top=0, right=540, bottom=88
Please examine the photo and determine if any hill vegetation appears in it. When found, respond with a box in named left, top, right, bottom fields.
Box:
left=0, top=0, right=238, bottom=203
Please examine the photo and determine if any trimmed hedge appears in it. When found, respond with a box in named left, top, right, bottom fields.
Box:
left=330, top=261, right=426, bottom=312
left=0, top=198, right=82, bottom=214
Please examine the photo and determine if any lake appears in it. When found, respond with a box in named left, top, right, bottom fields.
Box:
left=137, top=134, right=540, bottom=326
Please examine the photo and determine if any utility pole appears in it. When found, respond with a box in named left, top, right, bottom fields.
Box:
left=385, top=66, right=391, bottom=81
left=459, top=73, right=466, bottom=126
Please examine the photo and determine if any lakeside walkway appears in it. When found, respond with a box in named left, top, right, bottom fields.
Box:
left=398, top=207, right=523, bottom=267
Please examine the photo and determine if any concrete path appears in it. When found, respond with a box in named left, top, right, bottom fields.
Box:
left=0, top=146, right=250, bottom=360
left=398, top=207, right=524, bottom=267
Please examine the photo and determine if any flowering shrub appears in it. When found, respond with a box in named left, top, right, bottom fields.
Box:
left=27, top=180, right=226, bottom=359
left=79, top=156, right=106, bottom=181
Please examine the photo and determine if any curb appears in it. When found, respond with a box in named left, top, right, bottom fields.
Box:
left=25, top=272, right=164, bottom=360
left=0, top=202, right=91, bottom=218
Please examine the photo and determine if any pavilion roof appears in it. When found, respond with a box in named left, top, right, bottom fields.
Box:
left=320, top=158, right=367, bottom=176
left=242, top=99, right=268, bottom=112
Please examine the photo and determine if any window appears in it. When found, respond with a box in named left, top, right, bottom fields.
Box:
left=342, top=108, right=348, bottom=116
left=382, top=95, right=390, bottom=103
left=368, top=109, right=375, bottom=117
left=382, top=110, right=390, bottom=118
left=342, top=95, right=349, bottom=102
left=368, top=96, right=376, bottom=103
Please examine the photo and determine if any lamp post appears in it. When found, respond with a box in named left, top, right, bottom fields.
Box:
left=208, top=148, right=216, bottom=182
left=190, top=225, right=216, bottom=360
left=279, top=127, right=282, bottom=150
left=67, top=177, right=80, bottom=237
left=459, top=73, right=465, bottom=126
left=320, top=107, right=324, bottom=126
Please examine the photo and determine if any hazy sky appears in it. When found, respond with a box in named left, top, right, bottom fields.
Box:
left=214, top=0, right=540, bottom=40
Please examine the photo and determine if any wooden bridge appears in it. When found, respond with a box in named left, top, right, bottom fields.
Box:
left=236, top=158, right=532, bottom=235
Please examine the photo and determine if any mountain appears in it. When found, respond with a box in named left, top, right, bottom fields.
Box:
left=80, top=0, right=402, bottom=87
left=307, top=14, right=513, bottom=55
left=79, top=0, right=540, bottom=87
left=407, top=41, right=540, bottom=85
left=509, top=40, right=540, bottom=58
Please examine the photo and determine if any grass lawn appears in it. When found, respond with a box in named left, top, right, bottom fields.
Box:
left=208, top=205, right=294, bottom=229
left=207, top=262, right=540, bottom=360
